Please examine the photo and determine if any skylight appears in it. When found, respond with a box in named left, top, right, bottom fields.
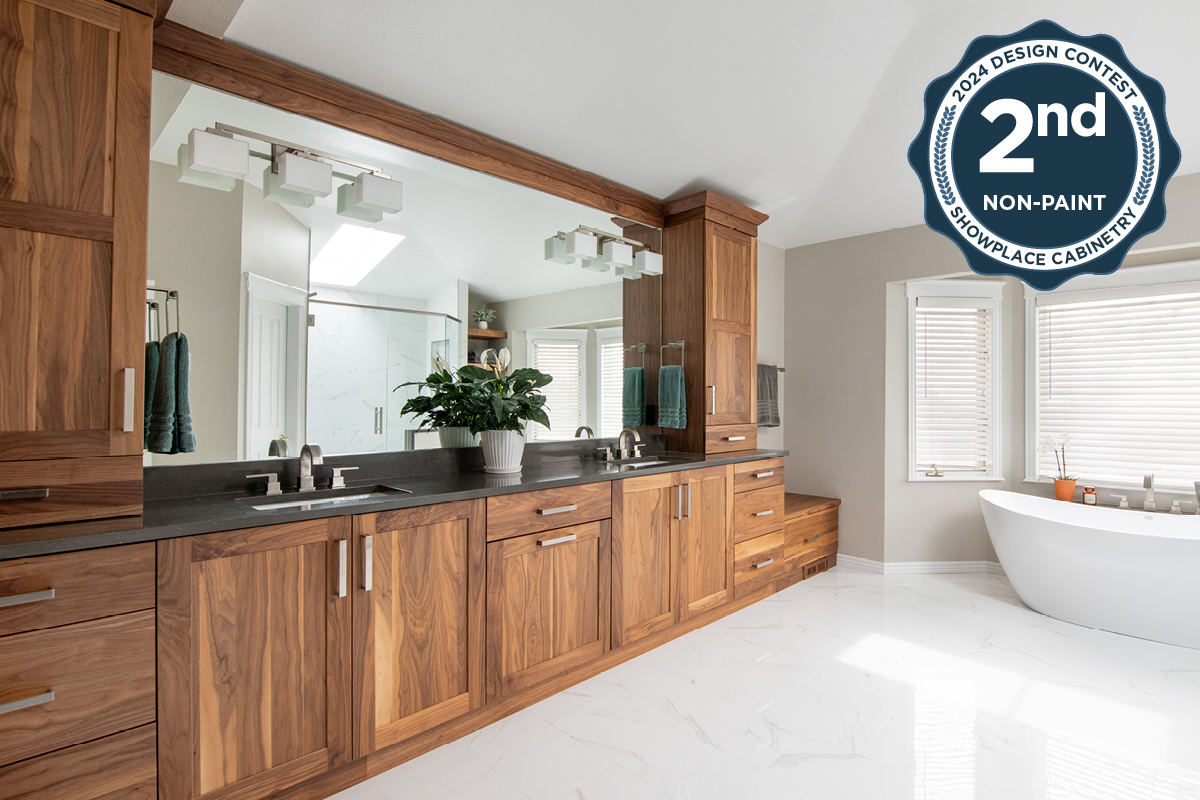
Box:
left=309, top=224, right=404, bottom=286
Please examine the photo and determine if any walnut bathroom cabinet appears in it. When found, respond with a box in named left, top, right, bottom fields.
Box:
left=676, top=465, right=735, bottom=619
left=0, top=0, right=151, bottom=525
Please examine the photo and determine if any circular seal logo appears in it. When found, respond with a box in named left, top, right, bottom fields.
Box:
left=909, top=20, right=1180, bottom=290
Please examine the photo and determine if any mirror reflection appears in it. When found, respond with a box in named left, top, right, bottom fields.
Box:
left=146, top=72, right=660, bottom=464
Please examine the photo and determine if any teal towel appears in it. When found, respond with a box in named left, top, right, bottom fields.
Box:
left=143, top=341, right=158, bottom=449
left=658, top=365, right=686, bottom=429
left=147, top=333, right=177, bottom=453
left=622, top=367, right=646, bottom=427
left=175, top=333, right=196, bottom=453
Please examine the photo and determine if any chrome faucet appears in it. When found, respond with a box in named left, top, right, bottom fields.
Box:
left=575, top=426, right=594, bottom=438
left=617, top=428, right=643, bottom=460
left=299, top=444, right=323, bottom=492
left=1143, top=473, right=1156, bottom=512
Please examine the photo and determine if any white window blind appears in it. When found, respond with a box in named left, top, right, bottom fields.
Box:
left=528, top=333, right=583, bottom=442
left=909, top=281, right=1003, bottom=480
left=599, top=339, right=624, bottom=438
left=1033, top=287, right=1200, bottom=491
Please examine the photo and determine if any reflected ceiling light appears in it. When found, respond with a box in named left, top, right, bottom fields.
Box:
left=617, top=266, right=642, bottom=280
left=186, top=128, right=249, bottom=178
left=176, top=144, right=237, bottom=191
left=351, top=172, right=403, bottom=214
left=263, top=166, right=314, bottom=208
left=310, top=224, right=404, bottom=286
left=602, top=240, right=633, bottom=268
left=544, top=236, right=574, bottom=264
left=337, top=183, right=383, bottom=223
left=565, top=230, right=598, bottom=261
left=635, top=250, right=663, bottom=275
left=581, top=258, right=610, bottom=272
left=277, top=152, right=333, bottom=198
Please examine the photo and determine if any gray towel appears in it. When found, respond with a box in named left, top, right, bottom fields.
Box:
left=658, top=365, right=686, bottom=429
left=622, top=367, right=646, bottom=427
left=147, top=333, right=196, bottom=454
left=143, top=341, right=158, bottom=450
left=757, top=364, right=780, bottom=428
left=175, top=333, right=196, bottom=453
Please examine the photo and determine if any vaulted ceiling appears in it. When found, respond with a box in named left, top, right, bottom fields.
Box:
left=168, top=0, right=1200, bottom=250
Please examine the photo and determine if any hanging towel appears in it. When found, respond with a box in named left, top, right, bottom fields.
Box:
left=174, top=333, right=196, bottom=453
left=757, top=364, right=781, bottom=428
left=143, top=341, right=159, bottom=450
left=658, top=365, right=687, bottom=429
left=147, top=333, right=178, bottom=454
left=622, top=367, right=646, bottom=427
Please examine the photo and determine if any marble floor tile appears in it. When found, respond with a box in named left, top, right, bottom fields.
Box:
left=360, top=568, right=1200, bottom=800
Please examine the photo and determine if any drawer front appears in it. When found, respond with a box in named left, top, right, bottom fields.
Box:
left=0, top=723, right=156, bottom=800
left=733, top=484, right=785, bottom=543
left=705, top=424, right=757, bottom=454
left=783, top=509, right=839, bottom=568
left=0, top=457, right=142, bottom=530
left=486, top=482, right=611, bottom=541
left=734, top=530, right=784, bottom=595
left=0, top=543, right=155, bottom=638
left=733, top=458, right=784, bottom=493
left=0, top=610, right=156, bottom=767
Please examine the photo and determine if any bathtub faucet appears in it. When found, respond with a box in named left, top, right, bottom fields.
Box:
left=1143, top=473, right=1156, bottom=512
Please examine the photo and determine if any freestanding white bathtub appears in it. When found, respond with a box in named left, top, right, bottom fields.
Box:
left=980, top=489, right=1200, bottom=650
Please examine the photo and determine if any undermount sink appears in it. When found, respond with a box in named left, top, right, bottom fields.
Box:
left=238, top=484, right=411, bottom=512
left=603, top=456, right=691, bottom=471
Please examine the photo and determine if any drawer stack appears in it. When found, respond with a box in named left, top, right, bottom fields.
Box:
left=0, top=544, right=157, bottom=799
left=778, top=493, right=841, bottom=589
left=731, top=459, right=786, bottom=596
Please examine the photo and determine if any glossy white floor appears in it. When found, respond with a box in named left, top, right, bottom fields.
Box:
left=331, top=567, right=1200, bottom=800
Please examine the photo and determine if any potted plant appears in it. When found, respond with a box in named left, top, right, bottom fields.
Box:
left=1042, top=434, right=1077, bottom=501
left=473, top=304, right=497, bottom=330
left=395, top=360, right=481, bottom=449
left=459, top=348, right=551, bottom=473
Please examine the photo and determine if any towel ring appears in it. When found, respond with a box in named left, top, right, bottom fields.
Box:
left=626, top=343, right=646, bottom=369
left=661, top=340, right=685, bottom=364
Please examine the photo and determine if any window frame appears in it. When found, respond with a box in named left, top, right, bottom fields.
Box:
left=525, top=328, right=588, bottom=442
left=1023, top=260, right=1200, bottom=488
left=907, top=279, right=1005, bottom=482
left=594, top=327, right=625, bottom=439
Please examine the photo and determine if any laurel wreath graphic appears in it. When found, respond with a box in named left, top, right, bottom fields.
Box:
left=1133, top=106, right=1155, bottom=206
left=934, top=105, right=957, bottom=206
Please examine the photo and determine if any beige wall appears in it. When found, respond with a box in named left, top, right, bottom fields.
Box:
left=784, top=171, right=1200, bottom=564
left=757, top=242, right=786, bottom=452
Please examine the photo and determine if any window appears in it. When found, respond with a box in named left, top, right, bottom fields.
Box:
left=597, top=329, right=625, bottom=438
left=527, top=329, right=585, bottom=442
left=1028, top=276, right=1200, bottom=491
left=908, top=280, right=1004, bottom=480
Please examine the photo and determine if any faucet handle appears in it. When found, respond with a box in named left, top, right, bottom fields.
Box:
left=330, top=466, right=359, bottom=490
left=1112, top=494, right=1129, bottom=509
left=596, top=446, right=615, bottom=462
left=246, top=473, right=282, bottom=496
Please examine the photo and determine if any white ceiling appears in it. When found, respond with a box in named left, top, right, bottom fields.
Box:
left=169, top=0, right=1200, bottom=250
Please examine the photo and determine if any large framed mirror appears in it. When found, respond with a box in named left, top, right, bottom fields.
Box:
left=146, top=72, right=661, bottom=465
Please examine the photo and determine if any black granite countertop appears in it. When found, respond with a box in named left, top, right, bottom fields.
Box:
left=0, top=448, right=787, bottom=561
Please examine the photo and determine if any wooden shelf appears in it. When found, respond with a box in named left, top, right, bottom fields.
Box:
left=784, top=493, right=842, bottom=521
left=468, top=328, right=508, bottom=340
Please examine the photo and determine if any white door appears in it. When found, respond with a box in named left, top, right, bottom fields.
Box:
left=248, top=297, right=290, bottom=460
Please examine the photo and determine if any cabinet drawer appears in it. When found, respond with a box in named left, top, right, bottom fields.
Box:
left=733, top=484, right=785, bottom=543
left=0, top=543, right=155, bottom=637
left=486, top=482, right=611, bottom=541
left=0, top=457, right=142, bottom=530
left=0, top=610, right=155, bottom=767
left=733, top=458, right=784, bottom=493
left=0, top=723, right=156, bottom=800
left=734, top=531, right=784, bottom=596
left=783, top=509, right=838, bottom=568
left=705, top=424, right=757, bottom=454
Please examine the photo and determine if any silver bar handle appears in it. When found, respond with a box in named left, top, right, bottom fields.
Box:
left=537, top=504, right=578, bottom=516
left=805, top=534, right=824, bottom=544
left=755, top=471, right=775, bottom=479
left=752, top=559, right=774, bottom=570
left=755, top=509, right=775, bottom=517
left=0, top=588, right=55, bottom=608
left=676, top=485, right=683, bottom=520
left=0, top=489, right=50, bottom=501
left=0, top=690, right=54, bottom=716
left=122, top=368, right=136, bottom=432
left=336, top=540, right=348, bottom=598
left=538, top=533, right=578, bottom=548
left=363, top=535, right=373, bottom=592
left=686, top=483, right=692, bottom=518
left=709, top=386, right=716, bottom=415
left=726, top=436, right=747, bottom=442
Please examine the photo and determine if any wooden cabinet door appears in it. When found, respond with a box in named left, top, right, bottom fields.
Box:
left=486, top=521, right=609, bottom=701
left=0, top=0, right=150, bottom=462
left=677, top=466, right=734, bottom=619
left=705, top=222, right=756, bottom=425
left=156, top=518, right=353, bottom=800
left=612, top=473, right=679, bottom=648
left=352, top=500, right=484, bottom=758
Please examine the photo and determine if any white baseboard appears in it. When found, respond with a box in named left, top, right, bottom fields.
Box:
left=837, top=556, right=1006, bottom=578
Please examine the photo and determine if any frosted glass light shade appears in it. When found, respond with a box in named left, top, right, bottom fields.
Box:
left=277, top=152, right=332, bottom=197
left=187, top=128, right=248, bottom=178
left=617, top=265, right=643, bottom=280
left=544, top=236, right=574, bottom=264
left=581, top=258, right=610, bottom=272
left=602, top=240, right=634, bottom=268
left=565, top=230, right=598, bottom=260
left=337, top=183, right=383, bottom=223
left=353, top=172, right=403, bottom=213
left=263, top=166, right=314, bottom=208
left=635, top=250, right=663, bottom=275
left=177, top=144, right=236, bottom=191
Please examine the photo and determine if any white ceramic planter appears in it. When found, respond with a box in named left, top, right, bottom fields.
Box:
left=477, top=320, right=489, bottom=329
left=480, top=429, right=524, bottom=473
left=437, top=427, right=479, bottom=449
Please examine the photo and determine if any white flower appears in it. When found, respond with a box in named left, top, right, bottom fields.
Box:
left=497, top=347, right=512, bottom=370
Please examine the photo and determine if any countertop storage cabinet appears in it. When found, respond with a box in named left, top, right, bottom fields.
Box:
left=0, top=0, right=151, bottom=527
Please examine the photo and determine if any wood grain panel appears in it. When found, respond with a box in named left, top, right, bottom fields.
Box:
left=661, top=218, right=706, bottom=454
left=0, top=609, right=155, bottom=767
left=733, top=530, right=784, bottom=595
left=486, top=521, right=608, bottom=700
left=664, top=190, right=768, bottom=236
left=0, top=454, right=140, bottom=528
left=0, top=197, right=114, bottom=239
left=24, top=0, right=122, bottom=30
left=611, top=473, right=676, bottom=648
left=733, top=457, right=784, bottom=493
left=0, top=722, right=156, bottom=800
left=733, top=484, right=785, bottom=544
left=783, top=509, right=838, bottom=568
left=678, top=466, right=733, bottom=618
left=485, top=481, right=611, bottom=541
left=707, top=329, right=752, bottom=424
left=704, top=424, right=757, bottom=454
left=0, top=540, right=153, bottom=635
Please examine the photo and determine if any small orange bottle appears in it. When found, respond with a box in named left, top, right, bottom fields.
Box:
left=1083, top=486, right=1097, bottom=506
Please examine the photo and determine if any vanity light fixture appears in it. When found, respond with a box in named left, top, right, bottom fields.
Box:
left=581, top=258, right=610, bottom=272
left=262, top=165, right=315, bottom=208
left=544, top=235, right=574, bottom=264
left=185, top=127, right=249, bottom=179
left=349, top=172, right=404, bottom=214
left=276, top=151, right=333, bottom=198
left=310, top=224, right=404, bottom=286
left=635, top=250, right=663, bottom=275
left=337, top=183, right=383, bottom=223
left=602, top=240, right=634, bottom=268
left=176, top=145, right=237, bottom=191
left=564, top=229, right=598, bottom=261
left=542, top=225, right=661, bottom=277
left=617, top=264, right=643, bottom=280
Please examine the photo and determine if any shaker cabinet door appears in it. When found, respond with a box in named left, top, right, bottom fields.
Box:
left=705, top=222, right=756, bottom=426
left=677, top=466, right=734, bottom=618
left=611, top=473, right=679, bottom=648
